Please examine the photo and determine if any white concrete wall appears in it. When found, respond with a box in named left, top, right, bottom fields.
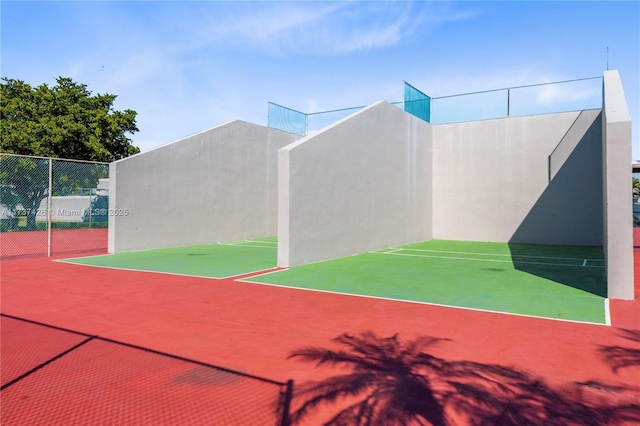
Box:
left=0, top=197, right=93, bottom=222
left=278, top=101, right=433, bottom=267
left=108, top=120, right=300, bottom=252
left=602, top=70, right=634, bottom=300
left=432, top=110, right=603, bottom=246
left=38, top=196, right=92, bottom=222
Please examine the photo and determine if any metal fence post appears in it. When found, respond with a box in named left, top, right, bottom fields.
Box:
left=280, top=379, right=294, bottom=426
left=89, top=188, right=93, bottom=228
left=507, top=88, right=511, bottom=118
left=47, top=158, right=52, bottom=257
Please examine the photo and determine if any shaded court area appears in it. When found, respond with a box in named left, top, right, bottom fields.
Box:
left=1, top=314, right=292, bottom=425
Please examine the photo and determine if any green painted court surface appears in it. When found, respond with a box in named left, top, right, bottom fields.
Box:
left=63, top=239, right=607, bottom=324
left=250, top=240, right=607, bottom=324
left=62, top=237, right=278, bottom=278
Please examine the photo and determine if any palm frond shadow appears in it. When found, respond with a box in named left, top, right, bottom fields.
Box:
left=287, top=331, right=640, bottom=426
left=598, top=329, right=640, bottom=374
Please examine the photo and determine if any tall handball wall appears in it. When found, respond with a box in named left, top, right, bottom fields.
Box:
left=432, top=109, right=604, bottom=246
left=278, top=101, right=433, bottom=267
left=602, top=70, right=634, bottom=300
left=108, top=120, right=300, bottom=253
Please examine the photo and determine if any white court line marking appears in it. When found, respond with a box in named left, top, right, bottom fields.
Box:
left=54, top=253, right=112, bottom=261
left=53, top=260, right=608, bottom=326
left=219, top=243, right=277, bottom=249
left=225, top=240, right=277, bottom=246
left=245, top=240, right=277, bottom=245
left=54, top=259, right=222, bottom=279
left=375, top=251, right=604, bottom=268
left=397, top=248, right=601, bottom=262
left=236, top=277, right=609, bottom=327
left=218, top=266, right=284, bottom=280
left=54, top=258, right=281, bottom=281
left=234, top=267, right=290, bottom=280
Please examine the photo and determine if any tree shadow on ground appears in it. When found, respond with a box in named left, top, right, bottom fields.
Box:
left=599, top=329, right=640, bottom=374
left=288, top=331, right=640, bottom=425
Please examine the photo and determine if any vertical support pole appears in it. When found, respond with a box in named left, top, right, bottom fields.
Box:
left=89, top=189, right=93, bottom=228
left=507, top=88, right=511, bottom=118
left=47, top=158, right=52, bottom=257
left=280, top=379, right=294, bottom=426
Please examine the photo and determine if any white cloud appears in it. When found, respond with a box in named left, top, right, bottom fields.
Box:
left=412, top=66, right=588, bottom=99
left=176, top=1, right=477, bottom=56
left=534, top=80, right=601, bottom=105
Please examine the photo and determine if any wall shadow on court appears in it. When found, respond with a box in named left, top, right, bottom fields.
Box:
left=509, top=112, right=606, bottom=297
left=507, top=242, right=606, bottom=297
left=287, top=331, right=639, bottom=426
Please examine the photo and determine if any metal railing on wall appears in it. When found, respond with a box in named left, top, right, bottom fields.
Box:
left=0, top=153, right=109, bottom=259
left=268, top=76, right=603, bottom=135
left=428, top=76, right=603, bottom=124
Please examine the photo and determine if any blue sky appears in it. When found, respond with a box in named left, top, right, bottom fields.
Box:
left=2, top=1, right=639, bottom=157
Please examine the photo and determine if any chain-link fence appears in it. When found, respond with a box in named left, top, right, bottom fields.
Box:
left=633, top=190, right=640, bottom=248
left=0, top=153, right=109, bottom=259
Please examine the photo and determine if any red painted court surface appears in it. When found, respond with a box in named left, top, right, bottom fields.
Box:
left=1, top=250, right=639, bottom=424
left=0, top=228, right=107, bottom=259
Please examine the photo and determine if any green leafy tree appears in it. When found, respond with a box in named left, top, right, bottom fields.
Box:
left=1, top=77, right=139, bottom=161
left=0, top=76, right=139, bottom=229
left=82, top=194, right=109, bottom=224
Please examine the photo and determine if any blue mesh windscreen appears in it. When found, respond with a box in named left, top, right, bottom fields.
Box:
left=267, top=102, right=306, bottom=136
left=403, top=82, right=431, bottom=123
